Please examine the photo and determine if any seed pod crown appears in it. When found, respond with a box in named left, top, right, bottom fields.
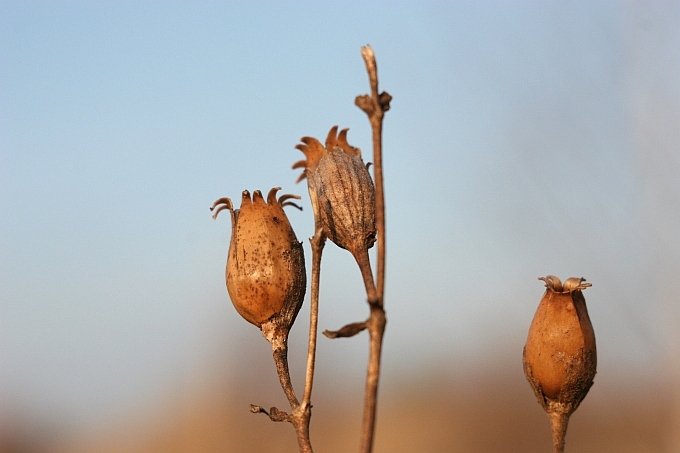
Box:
left=211, top=188, right=306, bottom=334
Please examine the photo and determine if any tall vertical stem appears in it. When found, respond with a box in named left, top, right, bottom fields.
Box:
left=370, top=115, right=386, bottom=302
left=355, top=45, right=390, bottom=453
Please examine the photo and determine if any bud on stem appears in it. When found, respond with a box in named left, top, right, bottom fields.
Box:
left=523, top=275, right=597, bottom=453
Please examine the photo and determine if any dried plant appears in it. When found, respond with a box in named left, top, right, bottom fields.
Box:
left=209, top=44, right=608, bottom=453
left=287, top=45, right=390, bottom=453
left=291, top=46, right=389, bottom=453
left=523, top=276, right=597, bottom=453
left=210, top=46, right=390, bottom=453
left=211, top=188, right=313, bottom=452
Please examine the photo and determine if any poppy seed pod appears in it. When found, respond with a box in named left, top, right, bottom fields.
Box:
left=293, top=126, right=376, bottom=259
left=211, top=188, right=306, bottom=337
left=523, top=275, right=597, bottom=453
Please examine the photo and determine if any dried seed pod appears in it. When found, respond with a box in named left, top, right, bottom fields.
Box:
left=211, top=188, right=306, bottom=338
left=294, top=126, right=376, bottom=259
left=523, top=276, right=597, bottom=453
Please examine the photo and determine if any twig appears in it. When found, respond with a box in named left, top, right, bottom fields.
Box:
left=272, top=338, right=299, bottom=409
left=250, top=404, right=291, bottom=422
left=302, top=229, right=325, bottom=407
left=549, top=411, right=569, bottom=453
left=354, top=44, right=391, bottom=453
left=257, top=323, right=314, bottom=452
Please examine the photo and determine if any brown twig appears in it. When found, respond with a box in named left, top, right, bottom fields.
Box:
left=354, top=44, right=391, bottom=453
left=301, top=229, right=325, bottom=409
left=272, top=338, right=299, bottom=409
left=257, top=323, right=314, bottom=452
left=549, top=411, right=569, bottom=453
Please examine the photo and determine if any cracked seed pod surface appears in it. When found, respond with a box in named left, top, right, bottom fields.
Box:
left=293, top=126, right=376, bottom=258
left=523, top=276, right=596, bottom=410
left=211, top=188, right=306, bottom=329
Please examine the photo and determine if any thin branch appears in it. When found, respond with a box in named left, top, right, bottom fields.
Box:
left=301, top=229, right=325, bottom=408
left=354, top=44, right=391, bottom=453
left=257, top=323, right=314, bottom=452
left=272, top=341, right=300, bottom=409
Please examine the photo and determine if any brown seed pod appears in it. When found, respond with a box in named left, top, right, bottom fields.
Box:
left=523, top=275, right=597, bottom=453
left=293, top=126, right=376, bottom=259
left=211, top=188, right=306, bottom=338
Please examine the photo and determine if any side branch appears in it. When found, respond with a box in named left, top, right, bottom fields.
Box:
left=323, top=321, right=367, bottom=339
left=250, top=405, right=291, bottom=422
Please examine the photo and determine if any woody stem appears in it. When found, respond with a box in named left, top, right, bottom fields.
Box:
left=302, top=230, right=325, bottom=408
left=355, top=44, right=390, bottom=453
left=549, top=411, right=569, bottom=453
left=270, top=335, right=299, bottom=410
left=269, top=334, right=314, bottom=453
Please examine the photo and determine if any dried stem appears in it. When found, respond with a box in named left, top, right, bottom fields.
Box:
left=358, top=45, right=388, bottom=300
left=258, top=325, right=314, bottom=452
left=354, top=44, right=391, bottom=453
left=272, top=340, right=299, bottom=409
left=302, top=229, right=325, bottom=408
left=549, top=411, right=569, bottom=453
left=354, top=248, right=378, bottom=303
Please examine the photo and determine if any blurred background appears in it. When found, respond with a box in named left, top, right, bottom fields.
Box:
left=1, top=1, right=679, bottom=452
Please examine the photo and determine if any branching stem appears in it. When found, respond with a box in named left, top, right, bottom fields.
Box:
left=267, top=338, right=314, bottom=453
left=260, top=324, right=314, bottom=452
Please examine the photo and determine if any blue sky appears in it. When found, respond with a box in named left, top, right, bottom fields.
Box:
left=2, top=1, right=679, bottom=430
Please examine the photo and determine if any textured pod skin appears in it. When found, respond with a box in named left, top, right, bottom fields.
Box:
left=293, top=126, right=376, bottom=257
left=211, top=188, right=306, bottom=329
